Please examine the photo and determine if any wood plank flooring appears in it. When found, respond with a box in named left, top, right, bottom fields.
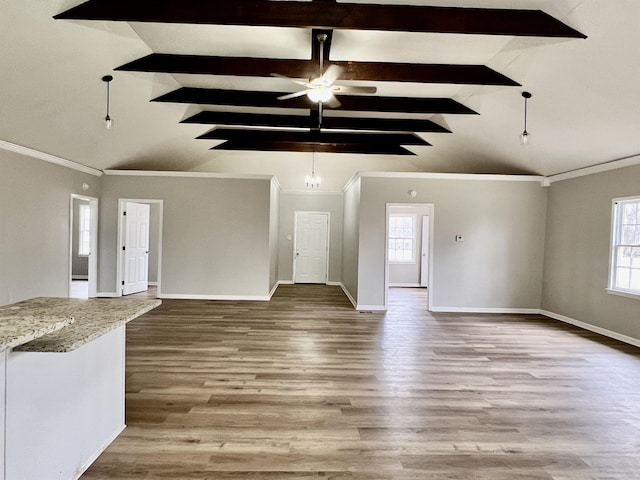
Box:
left=81, top=285, right=640, bottom=479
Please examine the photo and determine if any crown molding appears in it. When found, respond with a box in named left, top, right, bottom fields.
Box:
left=0, top=140, right=103, bottom=177
left=103, top=169, right=274, bottom=181
left=546, top=154, right=640, bottom=184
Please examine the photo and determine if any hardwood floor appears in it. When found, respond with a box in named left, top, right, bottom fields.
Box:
left=81, top=285, right=640, bottom=479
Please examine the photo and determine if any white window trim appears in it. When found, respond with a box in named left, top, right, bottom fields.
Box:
left=388, top=213, right=417, bottom=264
left=608, top=195, right=640, bottom=299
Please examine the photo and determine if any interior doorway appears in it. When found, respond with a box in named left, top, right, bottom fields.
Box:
left=293, top=211, right=330, bottom=284
left=69, top=194, right=98, bottom=298
left=116, top=199, right=163, bottom=297
left=385, top=203, right=434, bottom=311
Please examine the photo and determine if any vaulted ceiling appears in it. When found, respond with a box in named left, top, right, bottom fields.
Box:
left=2, top=1, right=640, bottom=190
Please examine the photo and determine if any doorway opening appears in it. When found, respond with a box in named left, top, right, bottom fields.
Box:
left=116, top=199, right=163, bottom=298
left=293, top=211, right=330, bottom=284
left=385, top=203, right=434, bottom=311
left=69, top=195, right=98, bottom=298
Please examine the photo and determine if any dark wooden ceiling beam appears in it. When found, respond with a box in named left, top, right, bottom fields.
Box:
left=154, top=88, right=477, bottom=115
left=211, top=140, right=416, bottom=155
left=55, top=1, right=586, bottom=38
left=116, top=54, right=519, bottom=86
left=199, top=128, right=430, bottom=146
left=182, top=111, right=451, bottom=133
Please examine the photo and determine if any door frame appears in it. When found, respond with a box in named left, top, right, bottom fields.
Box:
left=116, top=199, right=164, bottom=297
left=292, top=211, right=330, bottom=284
left=69, top=194, right=99, bottom=298
left=384, top=203, right=434, bottom=311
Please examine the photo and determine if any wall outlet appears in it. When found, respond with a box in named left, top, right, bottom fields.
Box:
left=455, top=235, right=464, bottom=242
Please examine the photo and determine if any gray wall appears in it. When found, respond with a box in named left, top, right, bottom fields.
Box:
left=278, top=192, right=344, bottom=284
left=0, top=150, right=99, bottom=306
left=98, top=174, right=273, bottom=298
left=71, top=198, right=89, bottom=278
left=542, top=164, right=640, bottom=341
left=341, top=178, right=361, bottom=302
left=357, top=176, right=547, bottom=310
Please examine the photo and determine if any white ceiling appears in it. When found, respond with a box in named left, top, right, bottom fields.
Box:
left=2, top=0, right=640, bottom=190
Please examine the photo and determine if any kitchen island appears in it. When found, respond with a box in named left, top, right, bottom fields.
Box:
left=0, top=297, right=161, bottom=480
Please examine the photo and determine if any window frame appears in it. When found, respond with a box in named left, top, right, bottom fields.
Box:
left=78, top=203, right=91, bottom=257
left=608, top=195, right=640, bottom=299
left=388, top=213, right=417, bottom=264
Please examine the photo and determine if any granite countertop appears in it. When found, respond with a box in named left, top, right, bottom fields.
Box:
left=10, top=297, right=161, bottom=353
left=0, top=300, right=74, bottom=351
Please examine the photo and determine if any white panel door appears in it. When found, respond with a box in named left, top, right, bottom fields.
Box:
left=420, top=215, right=430, bottom=287
left=123, top=202, right=150, bottom=295
left=294, top=212, right=329, bottom=284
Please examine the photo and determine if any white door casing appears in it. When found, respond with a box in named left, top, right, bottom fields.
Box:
left=420, top=215, right=430, bottom=287
left=122, top=202, right=150, bottom=295
left=294, top=212, right=329, bottom=284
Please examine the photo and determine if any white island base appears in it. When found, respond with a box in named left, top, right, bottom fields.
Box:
left=3, top=326, right=125, bottom=480
left=0, top=297, right=160, bottom=480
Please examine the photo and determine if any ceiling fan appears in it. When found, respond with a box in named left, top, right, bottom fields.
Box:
left=273, top=32, right=377, bottom=128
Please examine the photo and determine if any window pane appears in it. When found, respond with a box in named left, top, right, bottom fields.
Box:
left=78, top=204, right=91, bottom=255
left=631, top=269, right=640, bottom=291
left=617, top=247, right=632, bottom=267
left=616, top=268, right=631, bottom=289
left=388, top=214, right=416, bottom=263
left=623, top=203, right=637, bottom=224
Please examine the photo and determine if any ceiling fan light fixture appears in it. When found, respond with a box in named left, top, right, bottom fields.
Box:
left=102, top=75, right=114, bottom=130
left=519, top=91, right=532, bottom=146
left=307, top=86, right=333, bottom=104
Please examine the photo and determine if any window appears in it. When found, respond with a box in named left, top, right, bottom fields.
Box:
left=609, top=197, right=640, bottom=297
left=388, top=214, right=416, bottom=263
left=78, top=204, right=91, bottom=256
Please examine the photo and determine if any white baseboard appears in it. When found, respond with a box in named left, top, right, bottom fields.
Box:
left=148, top=282, right=158, bottom=286
left=73, top=424, right=126, bottom=480
left=336, top=283, right=386, bottom=311
left=269, top=282, right=280, bottom=299
left=159, top=293, right=271, bottom=301
left=339, top=283, right=357, bottom=309
left=431, top=306, right=541, bottom=314
left=277, top=280, right=294, bottom=285
left=389, top=283, right=421, bottom=288
left=541, top=310, right=640, bottom=348
left=97, top=292, right=120, bottom=298
left=72, top=275, right=88, bottom=281
left=327, top=281, right=341, bottom=286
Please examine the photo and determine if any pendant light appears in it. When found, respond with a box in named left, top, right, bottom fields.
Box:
left=519, top=91, right=532, bottom=145
left=304, top=151, right=321, bottom=188
left=102, top=75, right=113, bottom=129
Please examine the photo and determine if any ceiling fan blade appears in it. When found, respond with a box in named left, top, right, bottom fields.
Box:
left=277, top=90, right=309, bottom=101
left=332, top=85, right=377, bottom=95
left=270, top=73, right=310, bottom=87
left=323, top=95, right=341, bottom=108
left=319, top=64, right=344, bottom=86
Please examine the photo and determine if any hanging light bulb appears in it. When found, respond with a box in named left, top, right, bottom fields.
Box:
left=519, top=91, right=532, bottom=145
left=102, top=75, right=113, bottom=130
left=305, top=151, right=321, bottom=188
